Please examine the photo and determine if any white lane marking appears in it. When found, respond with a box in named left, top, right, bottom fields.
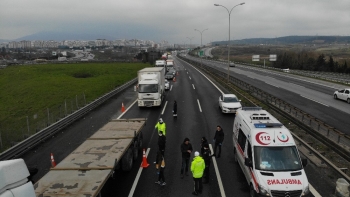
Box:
left=161, top=101, right=168, bottom=115
left=289, top=82, right=305, bottom=89
left=197, top=99, right=202, bottom=112
left=209, top=144, right=226, bottom=197
left=192, top=84, right=195, bottom=89
left=309, top=184, right=322, bottom=197
left=189, top=76, right=191, bottom=80
left=265, top=82, right=279, bottom=88
left=117, top=99, right=138, bottom=119
left=300, top=95, right=329, bottom=107
left=128, top=148, right=150, bottom=197
left=170, top=85, right=173, bottom=91
left=187, top=71, right=188, bottom=74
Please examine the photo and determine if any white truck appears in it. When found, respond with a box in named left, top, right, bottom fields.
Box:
left=137, top=67, right=165, bottom=107
left=0, top=159, right=36, bottom=197
left=155, top=60, right=167, bottom=70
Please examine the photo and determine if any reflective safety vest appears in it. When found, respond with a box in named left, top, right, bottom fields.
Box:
left=191, top=156, right=205, bottom=178
left=155, top=122, right=166, bottom=136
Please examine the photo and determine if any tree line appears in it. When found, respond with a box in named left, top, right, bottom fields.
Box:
left=274, top=51, right=349, bottom=73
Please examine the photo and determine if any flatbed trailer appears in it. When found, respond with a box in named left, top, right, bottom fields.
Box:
left=34, top=118, right=146, bottom=197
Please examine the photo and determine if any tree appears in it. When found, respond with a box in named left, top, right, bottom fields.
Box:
left=328, top=56, right=335, bottom=72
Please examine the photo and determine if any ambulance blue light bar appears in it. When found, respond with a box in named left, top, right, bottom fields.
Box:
left=254, top=123, right=283, bottom=128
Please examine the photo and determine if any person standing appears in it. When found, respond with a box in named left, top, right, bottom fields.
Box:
left=180, top=138, right=193, bottom=178
left=213, top=125, right=224, bottom=158
left=191, top=151, right=205, bottom=195
left=155, top=150, right=166, bottom=186
left=155, top=118, right=166, bottom=136
left=202, top=144, right=213, bottom=183
left=158, top=131, right=166, bottom=156
left=173, top=100, right=177, bottom=117
left=200, top=137, right=208, bottom=155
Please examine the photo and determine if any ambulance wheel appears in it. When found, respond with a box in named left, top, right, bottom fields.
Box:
left=250, top=184, right=257, bottom=197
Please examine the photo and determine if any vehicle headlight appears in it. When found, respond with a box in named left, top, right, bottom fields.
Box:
left=302, top=185, right=310, bottom=196
left=258, top=184, right=270, bottom=196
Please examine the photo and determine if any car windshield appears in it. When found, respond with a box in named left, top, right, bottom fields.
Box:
left=166, top=72, right=173, bottom=76
left=138, top=84, right=158, bottom=93
left=254, top=146, right=302, bottom=171
left=223, top=97, right=239, bottom=102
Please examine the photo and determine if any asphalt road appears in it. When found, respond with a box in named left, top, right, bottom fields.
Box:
left=20, top=56, right=335, bottom=196
left=185, top=55, right=350, bottom=136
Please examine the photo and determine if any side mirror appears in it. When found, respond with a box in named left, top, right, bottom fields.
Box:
left=301, top=158, right=308, bottom=167
left=244, top=158, right=253, bottom=168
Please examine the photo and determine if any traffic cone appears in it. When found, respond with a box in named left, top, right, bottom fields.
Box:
left=121, top=102, right=126, bottom=112
left=173, top=77, right=176, bottom=82
left=141, top=149, right=149, bottom=168
left=50, top=153, right=56, bottom=168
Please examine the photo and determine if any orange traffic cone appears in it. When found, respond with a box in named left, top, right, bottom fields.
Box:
left=121, top=102, right=126, bottom=112
left=173, top=77, right=176, bottom=82
left=141, top=149, right=149, bottom=168
left=50, top=153, right=56, bottom=167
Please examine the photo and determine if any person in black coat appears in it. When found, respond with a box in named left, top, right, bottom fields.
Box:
left=173, top=100, right=177, bottom=116
left=158, top=131, right=166, bottom=156
left=180, top=137, right=193, bottom=178
left=202, top=143, right=214, bottom=183
left=213, top=125, right=224, bottom=158
left=200, top=137, right=208, bottom=155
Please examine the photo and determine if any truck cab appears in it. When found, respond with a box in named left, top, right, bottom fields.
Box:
left=137, top=67, right=165, bottom=107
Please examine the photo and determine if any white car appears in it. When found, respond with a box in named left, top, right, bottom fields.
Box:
left=164, top=80, right=170, bottom=90
left=334, top=88, right=350, bottom=104
left=219, top=94, right=242, bottom=113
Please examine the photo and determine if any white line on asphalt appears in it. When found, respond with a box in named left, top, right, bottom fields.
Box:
left=309, top=184, right=322, bottom=197
left=192, top=84, right=195, bottom=89
left=209, top=144, right=226, bottom=197
left=197, top=99, right=202, bottom=112
left=161, top=101, right=168, bottom=115
left=128, top=148, right=150, bottom=197
left=187, top=71, right=188, bottom=74
left=300, top=95, right=329, bottom=107
left=117, top=99, right=138, bottom=119
left=265, top=82, right=279, bottom=88
left=289, top=82, right=305, bottom=89
left=170, top=85, right=173, bottom=91
left=189, top=76, right=191, bottom=80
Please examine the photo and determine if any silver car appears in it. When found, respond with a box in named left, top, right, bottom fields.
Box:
left=334, top=88, right=350, bottom=104
left=165, top=80, right=170, bottom=90
left=219, top=94, right=242, bottom=113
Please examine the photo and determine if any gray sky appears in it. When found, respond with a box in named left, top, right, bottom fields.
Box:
left=1, top=0, right=350, bottom=45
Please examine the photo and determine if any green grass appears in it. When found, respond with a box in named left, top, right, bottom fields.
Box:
left=0, top=62, right=147, bottom=149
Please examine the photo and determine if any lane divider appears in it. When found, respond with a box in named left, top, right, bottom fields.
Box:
left=209, top=144, right=226, bottom=197
left=128, top=148, right=151, bottom=197
left=197, top=99, right=202, bottom=112
left=300, top=95, right=329, bottom=107
left=161, top=101, right=168, bottom=115
left=117, top=99, right=138, bottom=119
left=192, top=84, right=195, bottom=89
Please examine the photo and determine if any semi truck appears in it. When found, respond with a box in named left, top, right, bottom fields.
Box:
left=34, top=118, right=146, bottom=197
left=137, top=67, right=165, bottom=107
left=0, top=159, right=36, bottom=197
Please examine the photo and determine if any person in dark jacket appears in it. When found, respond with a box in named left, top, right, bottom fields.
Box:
left=158, top=131, right=166, bottom=156
left=173, top=100, right=177, bottom=117
left=213, top=125, right=224, bottom=158
left=180, top=137, right=193, bottom=178
left=202, top=143, right=214, bottom=183
left=155, top=150, right=166, bottom=186
left=200, top=137, right=208, bottom=155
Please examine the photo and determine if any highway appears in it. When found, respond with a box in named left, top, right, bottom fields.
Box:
left=184, top=55, right=350, bottom=136
left=20, top=55, right=336, bottom=196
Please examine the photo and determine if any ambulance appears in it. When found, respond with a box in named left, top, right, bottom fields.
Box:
left=232, top=107, right=310, bottom=197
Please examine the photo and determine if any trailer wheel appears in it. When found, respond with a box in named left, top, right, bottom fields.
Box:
left=133, top=141, right=139, bottom=161
left=122, top=148, right=133, bottom=171
left=138, top=132, right=143, bottom=150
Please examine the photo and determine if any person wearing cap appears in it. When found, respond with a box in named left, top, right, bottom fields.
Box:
left=213, top=125, right=224, bottom=158
left=155, top=118, right=166, bottom=136
left=191, top=151, right=205, bottom=195
left=158, top=131, right=166, bottom=156
left=180, top=137, right=193, bottom=178
left=202, top=144, right=214, bottom=183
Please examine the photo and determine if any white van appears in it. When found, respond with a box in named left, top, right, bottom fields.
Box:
left=233, top=107, right=310, bottom=197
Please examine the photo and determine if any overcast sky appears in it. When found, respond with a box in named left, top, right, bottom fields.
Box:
left=1, top=0, right=350, bottom=45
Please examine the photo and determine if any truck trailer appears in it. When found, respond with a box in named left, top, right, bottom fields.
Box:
left=137, top=67, right=165, bottom=107
left=34, top=118, right=146, bottom=197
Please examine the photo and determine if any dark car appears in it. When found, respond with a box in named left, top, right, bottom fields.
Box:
left=165, top=72, right=174, bottom=80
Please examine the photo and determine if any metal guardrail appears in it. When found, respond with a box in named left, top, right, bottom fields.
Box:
left=0, top=78, right=137, bottom=161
